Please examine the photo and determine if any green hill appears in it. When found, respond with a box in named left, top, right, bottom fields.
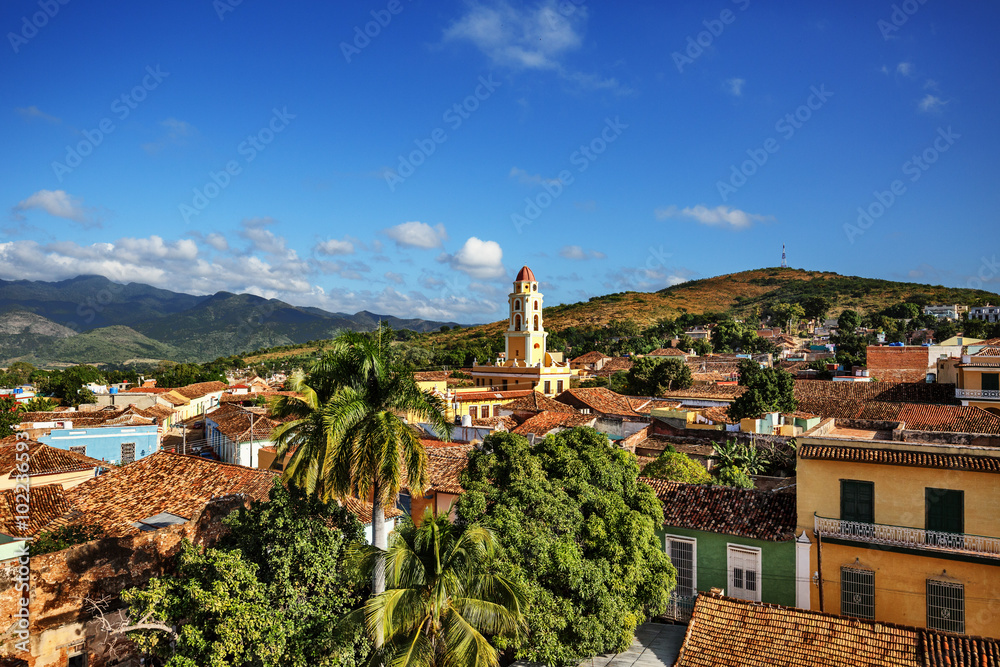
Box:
left=28, top=326, right=187, bottom=365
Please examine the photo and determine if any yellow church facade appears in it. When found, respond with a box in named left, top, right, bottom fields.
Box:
left=470, top=266, right=573, bottom=397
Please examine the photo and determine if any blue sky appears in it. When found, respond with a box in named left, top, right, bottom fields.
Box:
left=2, top=0, right=998, bottom=323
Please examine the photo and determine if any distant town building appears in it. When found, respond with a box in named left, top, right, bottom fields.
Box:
left=970, top=304, right=1000, bottom=323
left=922, top=304, right=968, bottom=320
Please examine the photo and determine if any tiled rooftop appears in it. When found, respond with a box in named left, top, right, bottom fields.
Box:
left=63, top=451, right=278, bottom=537
left=511, top=411, right=595, bottom=436
left=0, top=484, right=71, bottom=537
left=797, top=401, right=1000, bottom=435
left=171, top=381, right=228, bottom=400
left=675, top=593, right=1000, bottom=667
left=571, top=351, right=610, bottom=364
left=0, top=439, right=104, bottom=478
left=793, top=380, right=958, bottom=404
left=675, top=594, right=922, bottom=667
left=592, top=356, right=634, bottom=376
left=641, top=479, right=796, bottom=541
left=647, top=348, right=687, bottom=357
left=555, top=387, right=649, bottom=417
left=501, top=391, right=578, bottom=414
left=660, top=385, right=746, bottom=400
left=799, top=444, right=1000, bottom=473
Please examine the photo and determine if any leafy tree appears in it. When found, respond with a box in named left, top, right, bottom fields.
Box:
left=710, top=439, right=769, bottom=475
left=881, top=302, right=920, bottom=320
left=837, top=309, right=861, bottom=332
left=455, top=428, right=675, bottom=665
left=30, top=523, right=105, bottom=555
left=626, top=357, right=692, bottom=396
left=714, top=466, right=755, bottom=489
left=123, top=541, right=285, bottom=667
left=4, top=362, right=36, bottom=386
left=727, top=360, right=797, bottom=421
left=269, top=328, right=451, bottom=594
left=801, top=296, right=831, bottom=322
left=691, top=338, right=713, bottom=356
left=642, top=451, right=712, bottom=484
left=351, top=513, right=526, bottom=667
left=0, top=398, right=20, bottom=437
left=221, top=481, right=370, bottom=667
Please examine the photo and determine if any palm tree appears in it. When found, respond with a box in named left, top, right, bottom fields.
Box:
left=269, top=327, right=452, bottom=592
left=351, top=513, right=526, bottom=667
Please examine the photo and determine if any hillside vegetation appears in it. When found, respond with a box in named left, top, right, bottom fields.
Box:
left=420, top=267, right=999, bottom=347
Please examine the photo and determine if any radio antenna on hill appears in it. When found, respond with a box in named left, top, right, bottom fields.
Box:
left=781, top=244, right=787, bottom=268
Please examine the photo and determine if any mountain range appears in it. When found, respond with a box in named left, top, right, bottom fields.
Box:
left=0, top=275, right=460, bottom=366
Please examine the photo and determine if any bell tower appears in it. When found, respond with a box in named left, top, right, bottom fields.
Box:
left=505, top=265, right=547, bottom=366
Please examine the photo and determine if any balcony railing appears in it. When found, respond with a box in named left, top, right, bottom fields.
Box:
left=814, top=515, right=1000, bottom=559
left=955, top=388, right=1000, bottom=400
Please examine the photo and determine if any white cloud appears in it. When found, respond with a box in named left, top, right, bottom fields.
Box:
left=384, top=271, right=404, bottom=285
left=315, top=238, right=355, bottom=256
left=655, top=204, right=773, bottom=230
left=897, top=61, right=914, bottom=77
left=141, top=118, right=196, bottom=154
left=444, top=0, right=625, bottom=93
left=725, top=77, right=745, bottom=96
left=204, top=233, right=229, bottom=252
left=381, top=221, right=448, bottom=249
left=509, top=166, right=564, bottom=187
left=441, top=237, right=506, bottom=279
left=0, top=234, right=505, bottom=322
left=605, top=266, right=695, bottom=292
left=918, top=94, right=947, bottom=113
left=11, top=189, right=91, bottom=224
left=559, top=245, right=605, bottom=260
left=15, top=106, right=61, bottom=124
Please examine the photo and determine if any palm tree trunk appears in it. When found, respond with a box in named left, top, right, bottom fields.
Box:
left=371, top=478, right=387, bottom=595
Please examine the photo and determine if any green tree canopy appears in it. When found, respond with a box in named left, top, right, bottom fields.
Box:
left=0, top=398, right=20, bottom=437
left=642, top=451, right=712, bottom=484
left=124, top=483, right=370, bottom=667
left=727, top=359, right=798, bottom=421
left=837, top=309, right=861, bottom=332
left=455, top=428, right=675, bottom=666
left=626, top=357, right=693, bottom=396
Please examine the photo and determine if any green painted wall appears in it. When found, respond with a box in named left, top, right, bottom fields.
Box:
left=658, top=526, right=796, bottom=607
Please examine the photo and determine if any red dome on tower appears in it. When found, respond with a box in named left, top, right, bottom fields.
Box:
left=515, top=265, right=536, bottom=282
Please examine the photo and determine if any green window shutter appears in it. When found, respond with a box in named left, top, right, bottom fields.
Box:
left=841, top=480, right=874, bottom=523
left=926, top=488, right=964, bottom=534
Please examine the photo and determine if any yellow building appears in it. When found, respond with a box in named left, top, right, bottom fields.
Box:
left=794, top=418, right=1000, bottom=637
left=952, top=345, right=1000, bottom=412
left=471, top=266, right=572, bottom=397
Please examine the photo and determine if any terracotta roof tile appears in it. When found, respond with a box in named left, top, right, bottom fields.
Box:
left=571, top=351, right=610, bottom=364
left=921, top=630, right=1000, bottom=666
left=675, top=594, right=922, bottom=667
left=171, top=381, right=228, bottom=400
left=0, top=440, right=104, bottom=479
left=501, top=391, right=578, bottom=414
left=641, top=479, right=796, bottom=541
left=554, top=387, right=648, bottom=417
left=62, top=451, right=278, bottom=537
left=407, top=445, right=474, bottom=495
left=413, top=371, right=451, bottom=382
left=592, top=356, right=633, bottom=376
left=799, top=444, right=1000, bottom=473
left=340, top=496, right=403, bottom=524
left=470, top=415, right=518, bottom=431
left=647, top=348, right=687, bottom=356
left=511, top=411, right=595, bottom=436
left=796, top=400, right=1000, bottom=434
left=0, top=484, right=71, bottom=537
left=793, top=380, right=958, bottom=404
left=661, top=385, right=747, bottom=400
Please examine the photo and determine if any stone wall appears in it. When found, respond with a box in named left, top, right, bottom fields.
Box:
left=0, top=496, right=243, bottom=667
